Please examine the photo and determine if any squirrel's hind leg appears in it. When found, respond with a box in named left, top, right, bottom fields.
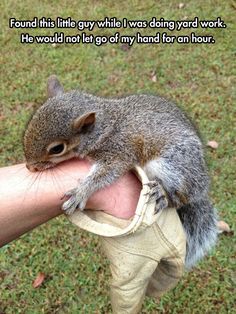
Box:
left=145, top=180, right=169, bottom=213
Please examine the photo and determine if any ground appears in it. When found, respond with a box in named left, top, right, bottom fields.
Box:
left=0, top=0, right=235, bottom=313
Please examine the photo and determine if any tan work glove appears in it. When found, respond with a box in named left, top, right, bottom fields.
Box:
left=69, top=167, right=186, bottom=314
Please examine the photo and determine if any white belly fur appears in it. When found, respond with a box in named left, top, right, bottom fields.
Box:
left=143, top=158, right=182, bottom=188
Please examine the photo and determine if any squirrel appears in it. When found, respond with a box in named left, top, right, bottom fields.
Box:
left=24, top=75, right=218, bottom=269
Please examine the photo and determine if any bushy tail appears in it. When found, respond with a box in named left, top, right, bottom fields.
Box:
left=177, top=199, right=218, bottom=269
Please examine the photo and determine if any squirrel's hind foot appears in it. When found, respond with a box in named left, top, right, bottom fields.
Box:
left=146, top=180, right=168, bottom=214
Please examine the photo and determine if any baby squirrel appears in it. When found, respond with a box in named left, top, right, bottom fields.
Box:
left=24, top=75, right=218, bottom=268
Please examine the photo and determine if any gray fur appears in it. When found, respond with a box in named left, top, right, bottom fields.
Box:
left=47, top=74, right=64, bottom=98
left=24, top=79, right=218, bottom=268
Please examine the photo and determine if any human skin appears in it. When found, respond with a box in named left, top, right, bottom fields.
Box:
left=0, top=159, right=141, bottom=247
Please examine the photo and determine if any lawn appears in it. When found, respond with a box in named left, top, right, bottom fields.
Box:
left=0, top=0, right=235, bottom=313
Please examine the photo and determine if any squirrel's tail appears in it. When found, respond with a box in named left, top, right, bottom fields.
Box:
left=177, top=199, right=218, bottom=269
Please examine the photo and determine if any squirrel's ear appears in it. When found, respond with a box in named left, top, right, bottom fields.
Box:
left=72, top=112, right=96, bottom=132
left=47, top=75, right=64, bottom=98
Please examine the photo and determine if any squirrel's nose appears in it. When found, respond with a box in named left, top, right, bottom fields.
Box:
left=26, top=164, right=38, bottom=172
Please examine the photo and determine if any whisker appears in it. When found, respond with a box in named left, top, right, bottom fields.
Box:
left=10, top=164, right=33, bottom=183
left=18, top=171, right=41, bottom=208
left=54, top=165, right=78, bottom=181
left=50, top=168, right=63, bottom=199
left=34, top=170, right=43, bottom=200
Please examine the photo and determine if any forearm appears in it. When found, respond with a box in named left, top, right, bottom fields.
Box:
left=0, top=159, right=141, bottom=247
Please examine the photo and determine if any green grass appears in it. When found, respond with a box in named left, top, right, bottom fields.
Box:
left=0, top=0, right=235, bottom=313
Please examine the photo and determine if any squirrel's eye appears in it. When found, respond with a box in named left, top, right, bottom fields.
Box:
left=48, top=143, right=65, bottom=155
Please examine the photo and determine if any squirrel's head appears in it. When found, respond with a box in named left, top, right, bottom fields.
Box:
left=24, top=75, right=96, bottom=172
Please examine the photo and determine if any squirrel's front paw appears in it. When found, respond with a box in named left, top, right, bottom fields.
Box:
left=62, top=188, right=87, bottom=215
left=146, top=180, right=168, bottom=214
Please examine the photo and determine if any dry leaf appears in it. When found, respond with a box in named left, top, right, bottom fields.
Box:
left=111, top=48, right=117, bottom=56
left=178, top=3, right=185, bottom=9
left=120, top=43, right=130, bottom=52
left=207, top=140, right=219, bottom=149
left=217, top=220, right=231, bottom=233
left=231, top=2, right=236, bottom=10
left=33, top=272, right=46, bottom=288
left=150, top=71, right=157, bottom=82
left=108, top=74, right=119, bottom=84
